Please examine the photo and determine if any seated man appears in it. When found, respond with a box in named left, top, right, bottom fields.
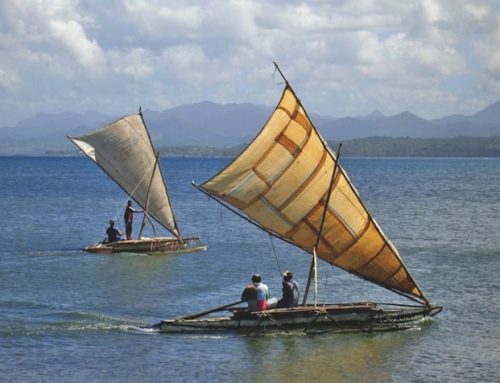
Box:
left=105, top=220, right=123, bottom=243
left=241, top=275, right=258, bottom=312
left=254, top=274, right=271, bottom=311
left=241, top=274, right=277, bottom=312
left=277, top=271, right=299, bottom=308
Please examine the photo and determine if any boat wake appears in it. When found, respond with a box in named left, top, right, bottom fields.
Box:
left=0, top=308, right=151, bottom=337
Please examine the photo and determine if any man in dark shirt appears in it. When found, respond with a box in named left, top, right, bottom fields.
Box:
left=124, top=200, right=143, bottom=240
left=106, top=220, right=122, bottom=243
left=278, top=271, right=299, bottom=308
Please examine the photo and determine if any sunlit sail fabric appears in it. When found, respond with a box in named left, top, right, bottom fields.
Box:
left=69, top=114, right=180, bottom=238
left=200, top=86, right=425, bottom=301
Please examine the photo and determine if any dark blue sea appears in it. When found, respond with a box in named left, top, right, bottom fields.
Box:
left=1, top=156, right=499, bottom=382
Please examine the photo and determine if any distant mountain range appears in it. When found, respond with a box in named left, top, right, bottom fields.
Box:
left=1, top=99, right=500, bottom=155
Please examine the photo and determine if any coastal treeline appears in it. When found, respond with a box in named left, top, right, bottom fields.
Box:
left=47, top=136, right=500, bottom=157
left=328, top=136, right=500, bottom=157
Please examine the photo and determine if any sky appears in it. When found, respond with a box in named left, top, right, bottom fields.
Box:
left=1, top=0, right=500, bottom=126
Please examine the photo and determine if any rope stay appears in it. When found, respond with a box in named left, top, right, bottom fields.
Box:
left=269, top=234, right=282, bottom=277
left=97, top=160, right=157, bottom=242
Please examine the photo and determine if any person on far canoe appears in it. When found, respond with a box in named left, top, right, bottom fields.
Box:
left=124, top=200, right=144, bottom=240
left=106, top=220, right=123, bottom=243
left=278, top=270, right=299, bottom=308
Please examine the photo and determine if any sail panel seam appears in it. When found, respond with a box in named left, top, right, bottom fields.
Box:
left=275, top=132, right=301, bottom=157
left=381, top=264, right=404, bottom=285
left=331, top=218, right=372, bottom=261
left=353, top=243, right=387, bottom=273
left=255, top=195, right=297, bottom=230
left=303, top=218, right=337, bottom=255
left=278, top=148, right=328, bottom=211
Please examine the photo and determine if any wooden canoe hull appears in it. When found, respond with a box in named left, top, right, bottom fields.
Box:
left=84, top=236, right=207, bottom=255
left=154, top=303, right=442, bottom=335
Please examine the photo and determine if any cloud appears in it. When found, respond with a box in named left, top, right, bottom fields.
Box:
left=0, top=0, right=106, bottom=73
left=123, top=0, right=202, bottom=34
left=50, top=19, right=105, bottom=71
left=0, top=67, right=19, bottom=91
left=0, top=0, right=500, bottom=125
left=111, top=48, right=153, bottom=79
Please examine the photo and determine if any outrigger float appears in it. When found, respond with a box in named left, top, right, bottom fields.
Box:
left=153, top=62, right=442, bottom=334
left=69, top=111, right=207, bottom=255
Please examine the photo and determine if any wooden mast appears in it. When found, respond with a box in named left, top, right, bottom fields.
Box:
left=138, top=106, right=182, bottom=240
left=302, top=143, right=342, bottom=306
left=138, top=152, right=159, bottom=239
left=273, top=61, right=289, bottom=86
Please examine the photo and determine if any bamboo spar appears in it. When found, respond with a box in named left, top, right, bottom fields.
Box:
left=138, top=152, right=159, bottom=239
left=174, top=300, right=244, bottom=321
left=302, top=143, right=343, bottom=306
left=273, top=61, right=289, bottom=85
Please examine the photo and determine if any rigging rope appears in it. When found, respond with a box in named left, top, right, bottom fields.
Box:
left=320, top=260, right=342, bottom=305
left=269, top=233, right=282, bottom=276
left=98, top=160, right=156, bottom=242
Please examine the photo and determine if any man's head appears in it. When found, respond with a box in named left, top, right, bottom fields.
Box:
left=109, top=220, right=115, bottom=227
left=127, top=200, right=132, bottom=206
left=282, top=271, right=293, bottom=282
left=251, top=274, right=261, bottom=283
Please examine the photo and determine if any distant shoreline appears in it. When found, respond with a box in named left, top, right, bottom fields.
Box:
left=2, top=135, right=500, bottom=158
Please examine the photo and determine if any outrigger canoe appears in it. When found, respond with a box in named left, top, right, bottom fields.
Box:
left=154, top=303, right=442, bottom=335
left=152, top=62, right=442, bottom=335
left=69, top=111, right=207, bottom=255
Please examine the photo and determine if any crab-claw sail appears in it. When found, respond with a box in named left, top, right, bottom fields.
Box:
left=199, top=84, right=428, bottom=304
left=69, top=113, right=181, bottom=239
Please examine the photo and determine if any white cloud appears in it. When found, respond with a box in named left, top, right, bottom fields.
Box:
left=122, top=0, right=202, bottom=38
left=0, top=0, right=106, bottom=72
left=0, top=0, right=500, bottom=125
left=111, top=48, right=153, bottom=79
left=50, top=19, right=105, bottom=71
left=0, top=67, right=19, bottom=91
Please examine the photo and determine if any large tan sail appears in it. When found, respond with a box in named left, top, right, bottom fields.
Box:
left=200, top=85, right=426, bottom=302
left=69, top=114, right=180, bottom=238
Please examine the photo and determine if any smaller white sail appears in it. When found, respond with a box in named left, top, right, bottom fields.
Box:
left=69, top=113, right=180, bottom=238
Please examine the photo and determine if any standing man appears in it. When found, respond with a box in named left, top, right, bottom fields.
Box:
left=124, top=200, right=143, bottom=240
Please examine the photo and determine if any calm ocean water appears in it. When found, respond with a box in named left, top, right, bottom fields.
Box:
left=1, top=156, right=499, bottom=382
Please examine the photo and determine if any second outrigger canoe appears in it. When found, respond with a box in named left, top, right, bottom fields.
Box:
left=69, top=111, right=207, bottom=255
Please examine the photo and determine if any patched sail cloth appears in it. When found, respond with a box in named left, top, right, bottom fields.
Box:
left=200, top=86, right=425, bottom=301
left=69, top=114, right=180, bottom=238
